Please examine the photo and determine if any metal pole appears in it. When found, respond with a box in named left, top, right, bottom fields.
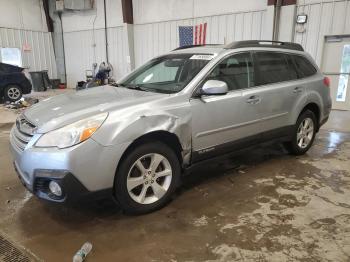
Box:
left=104, top=0, right=109, bottom=64
left=273, top=0, right=282, bottom=41
left=58, top=12, right=67, bottom=84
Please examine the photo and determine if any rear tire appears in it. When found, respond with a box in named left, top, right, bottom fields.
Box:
left=114, top=141, right=181, bottom=215
left=4, top=85, right=22, bottom=102
left=284, top=110, right=317, bottom=155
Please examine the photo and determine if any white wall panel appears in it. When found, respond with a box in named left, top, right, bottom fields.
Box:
left=62, top=0, right=123, bottom=32
left=0, top=0, right=47, bottom=31
left=134, top=10, right=266, bottom=67
left=64, top=29, right=105, bottom=87
left=0, top=28, right=57, bottom=78
left=63, top=26, right=128, bottom=87
left=0, top=0, right=56, bottom=78
left=295, top=0, right=350, bottom=65
left=108, top=26, right=130, bottom=79
left=133, top=0, right=267, bottom=24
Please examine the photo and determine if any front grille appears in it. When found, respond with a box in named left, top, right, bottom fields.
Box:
left=33, top=178, right=49, bottom=193
left=12, top=116, right=36, bottom=151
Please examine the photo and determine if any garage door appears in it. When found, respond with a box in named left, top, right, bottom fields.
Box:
left=322, top=36, right=350, bottom=111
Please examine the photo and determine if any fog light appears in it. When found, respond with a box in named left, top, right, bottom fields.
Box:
left=49, top=181, right=62, bottom=197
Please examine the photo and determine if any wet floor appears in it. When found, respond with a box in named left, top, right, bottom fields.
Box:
left=0, top=111, right=349, bottom=261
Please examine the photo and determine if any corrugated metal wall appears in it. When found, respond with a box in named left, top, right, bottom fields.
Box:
left=0, top=27, right=57, bottom=78
left=134, top=10, right=267, bottom=67
left=63, top=26, right=129, bottom=88
left=295, top=0, right=350, bottom=65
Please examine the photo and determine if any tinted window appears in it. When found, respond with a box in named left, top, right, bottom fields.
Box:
left=255, top=52, right=298, bottom=85
left=293, top=55, right=317, bottom=78
left=207, top=52, right=254, bottom=91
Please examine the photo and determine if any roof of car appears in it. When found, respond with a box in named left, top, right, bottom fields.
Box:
left=171, top=40, right=304, bottom=55
left=171, top=45, right=225, bottom=55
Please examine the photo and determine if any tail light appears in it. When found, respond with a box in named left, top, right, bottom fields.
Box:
left=323, top=76, right=330, bottom=87
left=21, top=68, right=31, bottom=81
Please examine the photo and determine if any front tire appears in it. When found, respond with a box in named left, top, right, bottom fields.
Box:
left=4, top=85, right=22, bottom=102
left=285, top=110, right=317, bottom=155
left=114, top=141, right=181, bottom=214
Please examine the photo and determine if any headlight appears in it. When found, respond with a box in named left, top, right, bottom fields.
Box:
left=35, top=112, right=108, bottom=149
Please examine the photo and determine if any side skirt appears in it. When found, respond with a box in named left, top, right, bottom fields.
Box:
left=185, top=126, right=294, bottom=174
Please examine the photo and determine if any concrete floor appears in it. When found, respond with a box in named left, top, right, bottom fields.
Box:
left=0, top=107, right=350, bottom=261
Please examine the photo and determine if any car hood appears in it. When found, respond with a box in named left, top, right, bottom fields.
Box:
left=24, top=86, right=167, bottom=133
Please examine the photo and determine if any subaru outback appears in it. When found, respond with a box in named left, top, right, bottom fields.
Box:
left=10, top=40, right=332, bottom=214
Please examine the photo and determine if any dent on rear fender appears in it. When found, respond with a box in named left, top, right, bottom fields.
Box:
left=96, top=110, right=192, bottom=165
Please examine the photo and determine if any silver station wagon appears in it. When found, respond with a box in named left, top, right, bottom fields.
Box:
left=10, top=40, right=332, bottom=214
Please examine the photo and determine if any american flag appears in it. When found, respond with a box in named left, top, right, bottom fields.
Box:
left=179, top=23, right=207, bottom=47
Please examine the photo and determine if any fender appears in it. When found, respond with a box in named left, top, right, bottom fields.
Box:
left=93, top=105, right=192, bottom=165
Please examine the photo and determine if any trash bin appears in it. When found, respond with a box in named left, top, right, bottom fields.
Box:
left=51, top=79, right=60, bottom=89
left=29, top=71, right=51, bottom=91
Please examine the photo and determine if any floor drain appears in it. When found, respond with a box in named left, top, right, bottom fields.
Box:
left=0, top=234, right=37, bottom=262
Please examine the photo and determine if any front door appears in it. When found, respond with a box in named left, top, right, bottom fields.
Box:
left=190, top=52, right=263, bottom=161
left=322, top=36, right=350, bottom=110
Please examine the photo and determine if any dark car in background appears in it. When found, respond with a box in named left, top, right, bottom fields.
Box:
left=0, top=63, right=32, bottom=102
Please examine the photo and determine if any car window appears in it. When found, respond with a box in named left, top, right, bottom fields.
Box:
left=207, top=52, right=254, bottom=91
left=293, top=55, right=317, bottom=78
left=255, top=52, right=298, bottom=85
left=121, top=54, right=210, bottom=94
left=0, top=48, right=22, bottom=67
left=131, top=60, right=179, bottom=84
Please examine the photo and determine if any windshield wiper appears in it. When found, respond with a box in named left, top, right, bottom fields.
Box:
left=124, top=85, right=150, bottom=92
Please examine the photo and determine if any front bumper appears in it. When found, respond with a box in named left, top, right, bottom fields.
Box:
left=10, top=126, right=130, bottom=203
left=13, top=165, right=93, bottom=203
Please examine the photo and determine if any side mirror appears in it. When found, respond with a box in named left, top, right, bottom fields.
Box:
left=201, top=80, right=228, bottom=96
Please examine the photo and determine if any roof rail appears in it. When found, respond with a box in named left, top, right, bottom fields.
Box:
left=225, top=40, right=304, bottom=51
left=173, top=44, right=221, bottom=51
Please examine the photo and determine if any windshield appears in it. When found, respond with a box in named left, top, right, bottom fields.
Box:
left=119, top=54, right=212, bottom=93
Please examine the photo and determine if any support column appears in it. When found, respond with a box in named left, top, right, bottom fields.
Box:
left=48, top=0, right=66, bottom=83
left=121, top=0, right=135, bottom=72
left=266, top=0, right=297, bottom=42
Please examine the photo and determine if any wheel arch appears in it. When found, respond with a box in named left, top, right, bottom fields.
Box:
left=298, top=102, right=321, bottom=130
left=114, top=131, right=184, bottom=179
left=2, top=83, right=23, bottom=93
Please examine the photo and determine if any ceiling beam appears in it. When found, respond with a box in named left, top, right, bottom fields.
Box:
left=268, top=0, right=296, bottom=6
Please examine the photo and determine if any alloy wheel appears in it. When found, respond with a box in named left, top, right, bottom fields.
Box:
left=7, top=87, right=21, bottom=100
left=297, top=117, right=314, bottom=149
left=126, top=153, right=173, bottom=205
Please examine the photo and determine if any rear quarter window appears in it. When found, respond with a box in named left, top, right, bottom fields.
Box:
left=293, top=55, right=317, bottom=78
left=255, top=52, right=298, bottom=85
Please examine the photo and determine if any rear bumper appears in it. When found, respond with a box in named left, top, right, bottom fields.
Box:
left=20, top=78, right=32, bottom=94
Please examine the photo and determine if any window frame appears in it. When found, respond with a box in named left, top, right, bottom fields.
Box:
left=191, top=51, right=256, bottom=97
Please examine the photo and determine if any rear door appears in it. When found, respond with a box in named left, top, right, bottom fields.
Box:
left=190, top=52, right=264, bottom=161
left=252, top=51, right=303, bottom=137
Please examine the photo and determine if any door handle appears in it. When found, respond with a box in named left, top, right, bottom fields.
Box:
left=293, top=87, right=303, bottom=93
left=246, top=95, right=261, bottom=104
